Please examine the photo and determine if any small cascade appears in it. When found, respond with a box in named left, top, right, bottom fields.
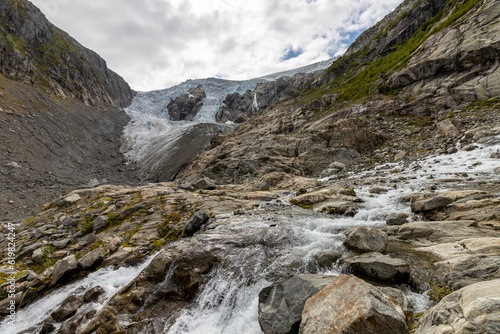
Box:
left=252, top=92, right=259, bottom=113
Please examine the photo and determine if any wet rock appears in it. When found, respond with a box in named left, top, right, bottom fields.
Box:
left=394, top=150, right=407, bottom=161
left=415, top=279, right=500, bottom=334
left=51, top=255, right=78, bottom=287
left=84, top=286, right=105, bottom=302
left=78, top=248, right=105, bottom=270
left=57, top=314, right=84, bottom=334
left=51, top=294, right=84, bottom=322
left=314, top=199, right=360, bottom=216
left=258, top=274, right=335, bottom=334
left=377, top=286, right=413, bottom=318
left=344, top=252, right=410, bottom=284
left=386, top=213, right=409, bottom=226
left=193, top=177, right=216, bottom=190
left=437, top=119, right=460, bottom=137
left=411, top=196, right=453, bottom=212
left=300, top=275, right=408, bottom=334
left=314, top=251, right=342, bottom=268
left=183, top=211, right=209, bottom=236
left=39, top=322, right=56, bottom=334
left=343, top=227, right=388, bottom=254
left=369, top=187, right=389, bottom=194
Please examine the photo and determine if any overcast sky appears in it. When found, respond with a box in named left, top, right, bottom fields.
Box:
left=30, top=0, right=402, bottom=92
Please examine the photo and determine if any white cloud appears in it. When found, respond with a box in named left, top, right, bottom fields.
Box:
left=30, top=0, right=402, bottom=91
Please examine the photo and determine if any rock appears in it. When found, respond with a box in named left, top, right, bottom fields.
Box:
left=32, top=247, right=46, bottom=265
left=314, top=251, right=342, bottom=268
left=5, top=161, right=21, bottom=168
left=463, top=144, right=477, bottom=151
left=300, top=275, right=408, bottom=334
left=344, top=252, right=410, bottom=284
left=56, top=193, right=81, bottom=207
left=415, top=279, right=500, bottom=334
left=61, top=216, right=78, bottom=227
left=52, top=238, right=71, bottom=249
left=438, top=254, right=500, bottom=291
left=369, top=187, right=389, bottom=194
left=386, top=213, right=409, bottom=226
left=57, top=314, right=84, bottom=334
left=183, top=211, right=209, bottom=236
left=51, top=255, right=78, bottom=287
left=78, top=248, right=105, bottom=270
left=343, top=227, right=388, bottom=253
left=314, top=199, right=360, bottom=216
left=167, top=85, right=206, bottom=121
left=93, top=216, right=108, bottom=231
left=258, top=274, right=336, bottom=334
left=79, top=233, right=97, bottom=247
left=437, top=119, right=460, bottom=137
left=193, top=177, right=216, bottom=190
left=39, top=322, right=56, bottom=334
left=84, top=286, right=105, bottom=302
left=377, top=286, right=414, bottom=318
left=394, top=150, right=407, bottom=161
left=86, top=178, right=100, bottom=188
left=51, top=294, right=84, bottom=322
left=411, top=196, right=453, bottom=212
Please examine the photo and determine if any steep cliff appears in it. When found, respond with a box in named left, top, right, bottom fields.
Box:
left=0, top=0, right=135, bottom=107
left=180, top=0, right=499, bottom=184
left=0, top=0, right=139, bottom=220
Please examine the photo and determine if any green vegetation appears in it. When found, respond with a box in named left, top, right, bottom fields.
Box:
left=79, top=217, right=95, bottom=235
left=428, top=282, right=452, bottom=302
left=294, top=0, right=482, bottom=109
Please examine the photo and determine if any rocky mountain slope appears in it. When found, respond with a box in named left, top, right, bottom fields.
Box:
left=179, top=0, right=499, bottom=184
left=0, top=0, right=138, bottom=220
left=0, top=0, right=499, bottom=333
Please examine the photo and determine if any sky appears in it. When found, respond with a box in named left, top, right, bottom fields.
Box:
left=30, top=0, right=402, bottom=92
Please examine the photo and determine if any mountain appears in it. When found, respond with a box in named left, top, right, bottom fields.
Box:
left=178, top=0, right=500, bottom=184
left=0, top=0, right=138, bottom=220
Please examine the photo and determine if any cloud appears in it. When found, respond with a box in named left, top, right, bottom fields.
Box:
left=30, top=0, right=402, bottom=91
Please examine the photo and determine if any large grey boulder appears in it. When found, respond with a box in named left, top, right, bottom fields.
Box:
left=415, top=279, right=500, bottom=334
left=344, top=252, right=410, bottom=284
left=183, top=211, right=209, bottom=236
left=436, top=119, right=460, bottom=137
left=78, top=248, right=105, bottom=270
left=343, top=227, right=388, bottom=253
left=258, top=274, right=336, bottom=334
left=51, top=294, right=84, bottom=322
left=299, top=275, right=408, bottom=334
left=51, top=255, right=78, bottom=287
left=411, top=196, right=453, bottom=212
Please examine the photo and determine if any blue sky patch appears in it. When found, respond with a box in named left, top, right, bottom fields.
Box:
left=280, top=45, right=304, bottom=61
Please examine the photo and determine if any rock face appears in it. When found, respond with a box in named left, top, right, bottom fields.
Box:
left=0, top=0, right=134, bottom=107
left=51, top=294, right=84, bottom=322
left=258, top=275, right=336, bottom=334
left=343, top=227, right=388, bottom=253
left=415, top=279, right=500, bottom=334
left=216, top=90, right=256, bottom=123
left=299, top=275, right=408, bottom=334
left=344, top=252, right=410, bottom=284
left=168, top=85, right=206, bottom=121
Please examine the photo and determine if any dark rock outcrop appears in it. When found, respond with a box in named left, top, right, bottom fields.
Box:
left=216, top=90, right=256, bottom=123
left=258, top=275, right=335, bottom=334
left=0, top=0, right=134, bottom=107
left=168, top=85, right=206, bottom=121
left=344, top=227, right=388, bottom=254
left=51, top=294, right=84, bottom=322
left=344, top=252, right=411, bottom=284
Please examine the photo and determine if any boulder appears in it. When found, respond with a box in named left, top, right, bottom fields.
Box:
left=377, top=286, right=413, bottom=318
left=437, top=119, right=460, bottom=137
left=300, top=275, right=408, bottom=334
left=193, top=177, right=216, bottom=190
left=439, top=254, right=500, bottom=290
left=78, top=248, right=105, bottom=270
left=183, top=211, right=209, bottom=236
left=51, top=255, right=78, bottom=287
left=344, top=252, right=410, bottom=284
left=93, top=216, right=108, bottom=231
left=84, top=286, right=105, bottom=302
left=57, top=314, right=84, bottom=334
left=386, top=213, right=409, bottom=226
left=343, top=227, right=388, bottom=253
left=51, top=294, right=84, bottom=322
left=39, top=322, right=56, bottom=334
left=79, top=233, right=97, bottom=247
left=32, top=247, right=46, bottom=265
left=411, top=196, right=454, bottom=212
left=258, top=274, right=336, bottom=334
left=415, top=279, right=500, bottom=334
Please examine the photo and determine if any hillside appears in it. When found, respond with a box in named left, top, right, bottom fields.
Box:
left=179, top=0, right=500, bottom=184
left=0, top=0, right=138, bottom=220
